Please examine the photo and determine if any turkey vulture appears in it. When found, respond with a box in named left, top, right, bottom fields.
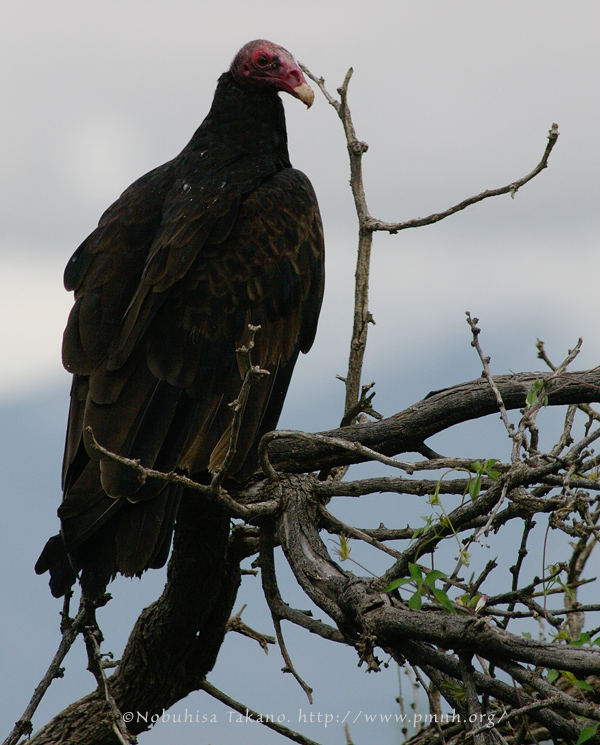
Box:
left=35, top=40, right=324, bottom=599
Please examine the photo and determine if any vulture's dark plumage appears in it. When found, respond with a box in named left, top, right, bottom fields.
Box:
left=36, top=40, right=324, bottom=598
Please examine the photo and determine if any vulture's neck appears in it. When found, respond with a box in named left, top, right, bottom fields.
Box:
left=186, top=72, right=291, bottom=167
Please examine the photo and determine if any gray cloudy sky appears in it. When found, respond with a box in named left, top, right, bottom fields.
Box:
left=2, top=0, right=599, bottom=403
left=2, top=2, right=600, bottom=743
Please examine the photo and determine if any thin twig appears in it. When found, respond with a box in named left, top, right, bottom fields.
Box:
left=511, top=338, right=583, bottom=462
left=364, top=124, right=560, bottom=233
left=319, top=503, right=402, bottom=559
left=199, top=680, right=325, bottom=745
left=339, top=381, right=382, bottom=427
left=272, top=617, right=314, bottom=703
left=258, top=523, right=346, bottom=645
left=2, top=601, right=87, bottom=745
left=459, top=653, right=488, bottom=745
left=471, top=696, right=562, bottom=738
left=210, top=325, right=270, bottom=488
left=538, top=338, right=600, bottom=426
left=260, top=428, right=421, bottom=475
left=227, top=605, right=276, bottom=653
left=300, top=65, right=377, bottom=417
left=466, top=312, right=516, bottom=446
left=304, top=60, right=559, bottom=424
left=343, top=723, right=355, bottom=744
left=82, top=610, right=136, bottom=745
left=86, top=427, right=278, bottom=519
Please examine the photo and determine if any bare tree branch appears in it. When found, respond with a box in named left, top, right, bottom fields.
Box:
left=3, top=599, right=86, bottom=745
left=198, top=680, right=325, bottom=745
left=301, top=62, right=559, bottom=424
left=265, top=368, right=600, bottom=474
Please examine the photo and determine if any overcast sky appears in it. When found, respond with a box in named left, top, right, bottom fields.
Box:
left=2, top=0, right=600, bottom=404
left=2, top=2, right=600, bottom=743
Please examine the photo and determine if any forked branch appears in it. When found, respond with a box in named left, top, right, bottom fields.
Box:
left=301, top=62, right=559, bottom=420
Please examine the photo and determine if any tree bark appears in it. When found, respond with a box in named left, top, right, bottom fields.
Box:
left=267, top=369, right=600, bottom=472
left=29, top=492, right=240, bottom=744
left=25, top=368, right=600, bottom=744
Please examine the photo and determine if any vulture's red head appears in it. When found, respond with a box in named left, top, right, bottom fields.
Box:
left=230, top=40, right=314, bottom=108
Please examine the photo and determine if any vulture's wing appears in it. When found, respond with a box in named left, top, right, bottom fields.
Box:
left=37, top=162, right=324, bottom=597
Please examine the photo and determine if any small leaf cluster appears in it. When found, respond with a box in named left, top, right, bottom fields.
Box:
left=384, top=563, right=454, bottom=612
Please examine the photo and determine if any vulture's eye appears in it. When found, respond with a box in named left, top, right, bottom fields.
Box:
left=256, top=55, right=269, bottom=67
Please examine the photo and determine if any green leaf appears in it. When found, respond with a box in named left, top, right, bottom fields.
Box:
left=546, top=669, right=560, bottom=684
left=561, top=670, right=577, bottom=685
left=468, top=471, right=482, bottom=500
left=423, top=569, right=447, bottom=587
left=408, top=563, right=423, bottom=583
left=438, top=515, right=452, bottom=530
left=576, top=680, right=595, bottom=692
left=383, top=577, right=414, bottom=593
left=412, top=515, right=434, bottom=540
left=571, top=633, right=591, bottom=647
left=337, top=534, right=351, bottom=561
left=526, top=380, right=549, bottom=408
left=576, top=721, right=599, bottom=745
left=408, top=591, right=422, bottom=610
left=466, top=459, right=500, bottom=500
left=432, top=587, right=455, bottom=613
left=483, top=459, right=500, bottom=479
